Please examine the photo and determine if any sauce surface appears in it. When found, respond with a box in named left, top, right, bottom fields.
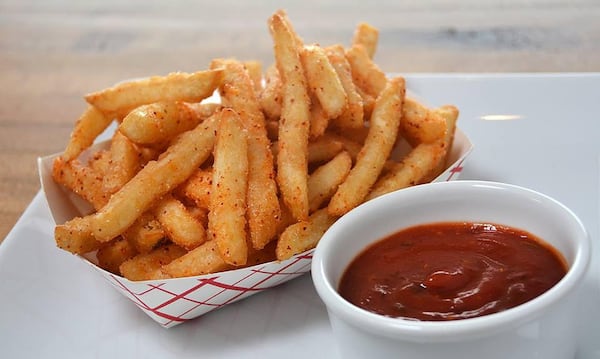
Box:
left=338, top=222, right=567, bottom=321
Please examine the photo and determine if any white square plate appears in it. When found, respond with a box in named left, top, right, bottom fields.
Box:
left=1, top=73, right=598, bottom=358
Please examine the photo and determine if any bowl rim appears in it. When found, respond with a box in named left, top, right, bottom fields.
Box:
left=311, top=180, right=591, bottom=342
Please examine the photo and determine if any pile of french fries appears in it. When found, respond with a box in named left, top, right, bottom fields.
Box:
left=52, top=10, right=458, bottom=281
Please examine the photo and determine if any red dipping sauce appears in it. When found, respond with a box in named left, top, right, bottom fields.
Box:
left=338, top=222, right=567, bottom=321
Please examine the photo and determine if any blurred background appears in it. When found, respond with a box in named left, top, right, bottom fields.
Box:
left=1, top=0, right=599, bottom=240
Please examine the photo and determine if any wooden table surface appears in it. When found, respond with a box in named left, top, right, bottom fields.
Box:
left=1, top=0, right=599, bottom=241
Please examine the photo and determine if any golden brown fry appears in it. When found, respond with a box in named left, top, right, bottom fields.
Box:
left=187, top=205, right=209, bottom=227
left=122, top=213, right=165, bottom=253
left=120, top=244, right=187, bottom=281
left=308, top=151, right=352, bottom=213
left=275, top=198, right=296, bottom=235
left=355, top=85, right=376, bottom=120
left=259, top=64, right=283, bottom=121
left=308, top=98, right=330, bottom=140
left=62, top=106, right=114, bottom=162
left=301, top=45, right=347, bottom=121
left=326, top=133, right=364, bottom=161
left=102, top=130, right=141, bottom=195
left=243, top=60, right=263, bottom=93
left=54, top=216, right=100, bottom=255
left=186, top=102, right=223, bottom=120
left=119, top=101, right=202, bottom=145
left=352, top=22, right=379, bottom=59
left=52, top=157, right=109, bottom=210
left=91, top=115, right=218, bottom=242
left=88, top=149, right=111, bottom=173
left=274, top=9, right=304, bottom=46
left=154, top=195, right=207, bottom=250
left=333, top=123, right=369, bottom=144
left=276, top=208, right=338, bottom=260
left=401, top=98, right=448, bottom=146
left=328, top=77, right=405, bottom=216
left=85, top=69, right=223, bottom=118
left=423, top=105, right=459, bottom=181
left=178, top=168, right=213, bottom=210
left=162, top=240, right=231, bottom=278
left=326, top=45, right=364, bottom=130
left=269, top=13, right=311, bottom=221
left=97, top=237, right=138, bottom=275
left=209, top=109, right=249, bottom=266
left=345, top=44, right=387, bottom=97
left=307, top=134, right=344, bottom=164
left=211, top=58, right=281, bottom=250
left=367, top=140, right=446, bottom=200
left=137, top=146, right=162, bottom=165
left=436, top=105, right=459, bottom=164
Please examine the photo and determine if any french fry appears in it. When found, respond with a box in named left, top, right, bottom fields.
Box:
left=352, top=22, right=379, bottom=59
left=61, top=106, right=114, bottom=162
left=422, top=105, right=459, bottom=181
left=333, top=122, right=369, bottom=144
left=328, top=77, right=405, bottom=216
left=345, top=44, right=387, bottom=98
left=276, top=208, right=338, bottom=260
left=276, top=198, right=296, bottom=235
left=188, top=205, right=209, bottom=227
left=259, top=64, right=283, bottom=121
left=85, top=69, right=223, bottom=118
left=326, top=133, right=364, bottom=161
left=435, top=105, right=459, bottom=165
left=102, top=130, right=141, bottom=195
left=209, top=109, right=249, bottom=266
left=178, top=168, right=213, bottom=210
left=367, top=140, right=446, bottom=200
left=97, top=237, right=138, bottom=275
left=301, top=45, right=347, bottom=121
left=269, top=12, right=311, bottom=221
left=355, top=85, right=376, bottom=120
left=120, top=244, right=187, bottom=281
left=401, top=98, right=448, bottom=146
left=119, top=101, right=202, bottom=145
left=186, top=102, right=223, bottom=120
left=54, top=216, right=100, bottom=254
left=308, top=151, right=352, bottom=213
left=162, top=240, right=231, bottom=278
left=154, top=195, right=207, bottom=250
left=121, top=213, right=165, bottom=253
left=326, top=45, right=364, bottom=130
left=90, top=114, right=218, bottom=242
left=88, top=149, right=111, bottom=174
left=243, top=60, right=263, bottom=94
left=274, top=9, right=304, bottom=46
left=211, top=58, right=281, bottom=250
left=52, top=157, right=109, bottom=210
left=308, top=98, right=329, bottom=140
left=307, top=134, right=344, bottom=164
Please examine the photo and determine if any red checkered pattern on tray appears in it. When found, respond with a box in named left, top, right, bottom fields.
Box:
left=97, top=250, right=314, bottom=328
left=445, top=158, right=464, bottom=181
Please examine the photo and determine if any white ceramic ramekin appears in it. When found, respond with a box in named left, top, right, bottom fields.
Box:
left=312, top=181, right=590, bottom=359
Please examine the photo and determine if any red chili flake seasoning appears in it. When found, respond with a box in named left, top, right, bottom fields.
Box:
left=338, top=222, right=567, bottom=321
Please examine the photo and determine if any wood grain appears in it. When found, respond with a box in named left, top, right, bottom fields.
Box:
left=1, top=0, right=599, bottom=241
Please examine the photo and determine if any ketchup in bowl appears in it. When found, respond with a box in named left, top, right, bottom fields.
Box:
left=338, top=222, right=567, bottom=321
